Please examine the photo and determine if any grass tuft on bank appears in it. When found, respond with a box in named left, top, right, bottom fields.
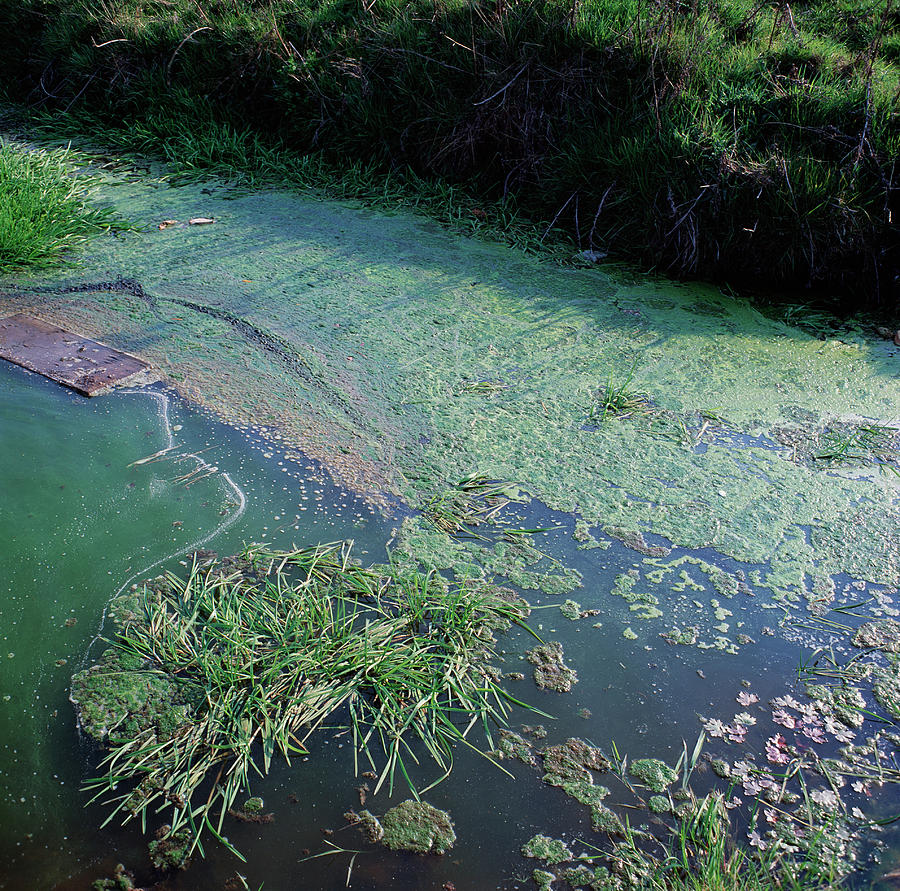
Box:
left=1, top=0, right=898, bottom=305
left=0, top=142, right=117, bottom=271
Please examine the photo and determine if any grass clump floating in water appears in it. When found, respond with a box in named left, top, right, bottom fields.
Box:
left=0, top=141, right=119, bottom=271
left=72, top=542, right=533, bottom=861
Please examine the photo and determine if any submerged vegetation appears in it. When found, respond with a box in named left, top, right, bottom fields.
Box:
left=1, top=0, right=898, bottom=303
left=71, top=543, right=531, bottom=860
left=0, top=141, right=117, bottom=270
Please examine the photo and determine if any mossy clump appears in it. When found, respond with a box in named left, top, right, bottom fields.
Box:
left=496, top=729, right=536, bottom=765
left=560, top=599, right=582, bottom=620
left=91, top=864, right=136, bottom=891
left=629, top=758, right=678, bottom=793
left=148, top=825, right=192, bottom=870
left=560, top=864, right=616, bottom=888
left=590, top=803, right=625, bottom=835
left=380, top=800, right=456, bottom=854
left=533, top=868, right=557, bottom=890
left=346, top=809, right=385, bottom=843
left=521, top=834, right=573, bottom=865
left=526, top=642, right=578, bottom=692
left=541, top=738, right=609, bottom=785
left=872, top=659, right=900, bottom=719
left=70, top=648, right=193, bottom=744
left=648, top=794, right=671, bottom=814
left=243, top=796, right=264, bottom=813
left=853, top=620, right=900, bottom=652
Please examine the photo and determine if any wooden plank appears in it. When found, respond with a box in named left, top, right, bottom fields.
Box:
left=0, top=314, right=149, bottom=396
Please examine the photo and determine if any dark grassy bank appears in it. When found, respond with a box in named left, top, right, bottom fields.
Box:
left=2, top=0, right=898, bottom=306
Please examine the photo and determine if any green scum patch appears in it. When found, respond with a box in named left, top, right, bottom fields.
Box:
left=5, top=148, right=900, bottom=606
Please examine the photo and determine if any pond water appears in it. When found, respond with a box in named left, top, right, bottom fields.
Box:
left=2, top=357, right=900, bottom=890
left=3, top=141, right=900, bottom=890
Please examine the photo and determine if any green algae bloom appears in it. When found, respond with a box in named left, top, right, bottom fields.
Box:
left=496, top=729, right=537, bottom=765
left=527, top=642, right=578, bottom=692
left=521, top=834, right=573, bottom=865
left=629, top=758, right=678, bottom=793
left=381, top=800, right=456, bottom=854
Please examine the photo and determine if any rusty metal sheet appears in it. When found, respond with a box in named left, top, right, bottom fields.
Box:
left=0, top=314, right=149, bottom=396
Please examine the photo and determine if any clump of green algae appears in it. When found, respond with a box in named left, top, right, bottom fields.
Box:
left=526, top=642, right=578, bottom=692
left=522, top=834, right=573, bottom=865
left=628, top=758, right=678, bottom=793
left=380, top=800, right=456, bottom=854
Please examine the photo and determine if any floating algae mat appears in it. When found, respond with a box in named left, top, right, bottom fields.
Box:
left=3, top=142, right=900, bottom=888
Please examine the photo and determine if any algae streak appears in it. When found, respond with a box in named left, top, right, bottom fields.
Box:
left=4, top=145, right=900, bottom=595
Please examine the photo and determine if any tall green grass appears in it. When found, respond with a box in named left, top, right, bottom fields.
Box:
left=76, top=543, right=534, bottom=861
left=602, top=793, right=844, bottom=890
left=0, top=142, right=117, bottom=271
left=0, top=0, right=896, bottom=301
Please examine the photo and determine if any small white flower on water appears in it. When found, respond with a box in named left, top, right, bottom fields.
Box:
left=764, top=807, right=779, bottom=824
left=736, top=691, right=759, bottom=706
left=851, top=807, right=866, bottom=820
left=851, top=780, right=869, bottom=795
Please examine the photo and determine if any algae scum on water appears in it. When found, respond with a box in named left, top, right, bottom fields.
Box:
left=3, top=142, right=900, bottom=887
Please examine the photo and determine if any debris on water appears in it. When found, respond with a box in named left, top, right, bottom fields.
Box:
left=629, top=758, right=678, bottom=792
left=527, top=641, right=578, bottom=692
left=521, top=834, right=573, bottom=864
left=606, top=528, right=670, bottom=558
left=188, top=217, right=215, bottom=225
left=540, top=737, right=617, bottom=830
left=541, top=738, right=609, bottom=784
left=522, top=724, right=548, bottom=739
left=158, top=220, right=177, bottom=230
left=380, top=800, right=456, bottom=854
left=853, top=619, right=900, bottom=652
left=228, top=804, right=274, bottom=825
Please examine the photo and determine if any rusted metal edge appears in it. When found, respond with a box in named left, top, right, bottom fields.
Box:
left=0, top=313, right=151, bottom=396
